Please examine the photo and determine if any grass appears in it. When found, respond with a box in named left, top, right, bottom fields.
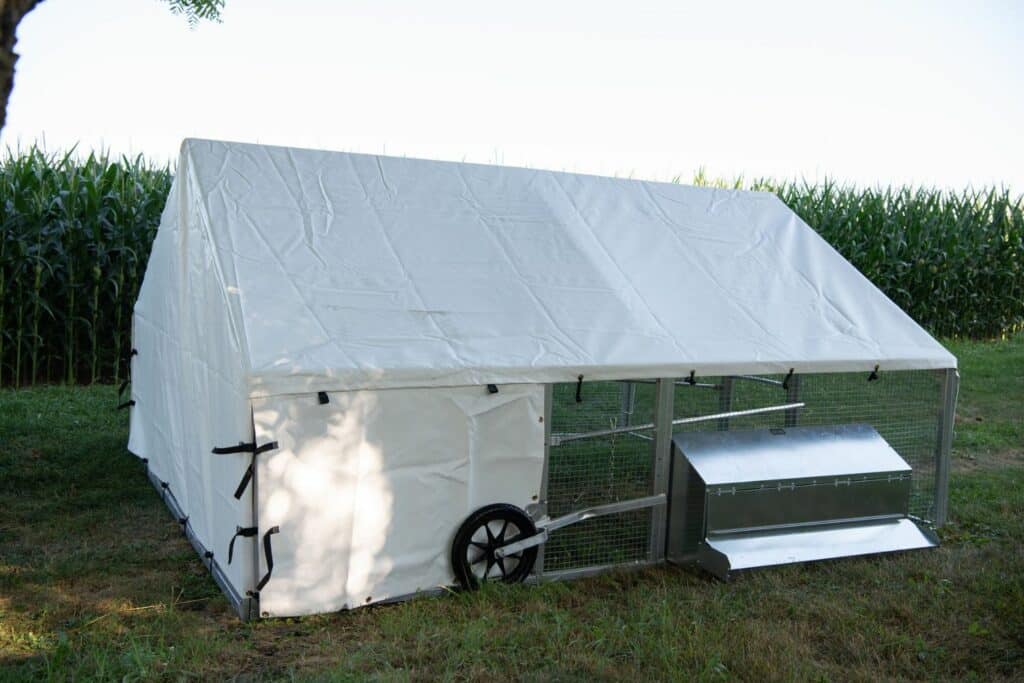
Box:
left=0, top=337, right=1021, bottom=680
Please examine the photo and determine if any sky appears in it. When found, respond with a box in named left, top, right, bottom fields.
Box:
left=5, top=0, right=1023, bottom=189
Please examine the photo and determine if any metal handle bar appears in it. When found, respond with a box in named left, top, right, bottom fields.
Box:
left=495, top=493, right=667, bottom=559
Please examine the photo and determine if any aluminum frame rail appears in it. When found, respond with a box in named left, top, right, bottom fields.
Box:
left=935, top=368, right=959, bottom=526
left=549, top=401, right=806, bottom=446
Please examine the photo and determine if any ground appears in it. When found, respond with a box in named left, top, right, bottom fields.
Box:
left=0, top=336, right=1021, bottom=681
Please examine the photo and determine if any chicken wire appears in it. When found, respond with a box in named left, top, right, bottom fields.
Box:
left=672, top=370, right=945, bottom=522
left=543, top=370, right=947, bottom=574
left=543, top=380, right=656, bottom=572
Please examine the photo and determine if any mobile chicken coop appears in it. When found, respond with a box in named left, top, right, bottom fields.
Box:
left=126, top=139, right=958, bottom=620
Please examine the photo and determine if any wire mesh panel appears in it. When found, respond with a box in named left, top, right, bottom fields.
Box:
left=543, top=370, right=947, bottom=575
left=672, top=370, right=945, bottom=522
left=544, top=380, right=657, bottom=572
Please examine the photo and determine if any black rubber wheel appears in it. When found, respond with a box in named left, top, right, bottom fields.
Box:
left=451, top=503, right=538, bottom=590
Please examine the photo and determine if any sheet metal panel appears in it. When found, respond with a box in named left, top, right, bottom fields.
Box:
left=699, top=518, right=938, bottom=577
left=674, top=424, right=911, bottom=485
left=705, top=476, right=911, bottom=535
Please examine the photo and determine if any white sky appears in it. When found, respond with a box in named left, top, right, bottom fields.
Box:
left=5, top=0, right=1023, bottom=188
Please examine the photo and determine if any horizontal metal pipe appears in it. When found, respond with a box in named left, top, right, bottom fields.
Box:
left=623, top=378, right=722, bottom=389
left=496, top=494, right=667, bottom=557
left=733, top=374, right=785, bottom=387
left=671, top=401, right=804, bottom=426
left=545, top=493, right=667, bottom=533
left=550, top=402, right=805, bottom=445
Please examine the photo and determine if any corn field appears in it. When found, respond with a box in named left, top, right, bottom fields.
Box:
left=1, top=148, right=1021, bottom=386
left=763, top=179, right=1023, bottom=341
left=0, top=147, right=171, bottom=387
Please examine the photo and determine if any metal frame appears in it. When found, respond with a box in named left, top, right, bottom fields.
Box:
left=144, top=467, right=257, bottom=620
left=717, top=376, right=733, bottom=431
left=536, top=376, right=808, bottom=574
left=619, top=380, right=637, bottom=428
left=536, top=367, right=954, bottom=583
left=934, top=368, right=959, bottom=526
left=671, top=403, right=804, bottom=427
left=649, top=378, right=675, bottom=561
left=549, top=402, right=807, bottom=445
left=532, top=383, right=554, bottom=576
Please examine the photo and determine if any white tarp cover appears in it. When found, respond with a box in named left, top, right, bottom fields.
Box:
left=183, top=138, right=953, bottom=396
left=252, top=385, right=544, bottom=616
left=128, top=148, right=256, bottom=594
left=128, top=137, right=955, bottom=617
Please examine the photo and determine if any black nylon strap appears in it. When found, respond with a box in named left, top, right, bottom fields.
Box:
left=212, top=441, right=278, bottom=455
left=116, top=400, right=135, bottom=410
left=228, top=526, right=258, bottom=564
left=256, top=526, right=281, bottom=590
left=119, top=350, right=138, bottom=395
left=233, top=464, right=255, bottom=500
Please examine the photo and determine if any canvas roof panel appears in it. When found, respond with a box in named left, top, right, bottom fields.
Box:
left=170, top=138, right=954, bottom=396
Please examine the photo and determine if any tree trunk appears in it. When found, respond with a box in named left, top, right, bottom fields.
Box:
left=0, top=0, right=43, bottom=134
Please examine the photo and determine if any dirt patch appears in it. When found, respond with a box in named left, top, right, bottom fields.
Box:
left=954, top=449, right=1024, bottom=473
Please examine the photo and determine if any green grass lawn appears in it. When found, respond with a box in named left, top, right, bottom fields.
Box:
left=1, top=337, right=1021, bottom=681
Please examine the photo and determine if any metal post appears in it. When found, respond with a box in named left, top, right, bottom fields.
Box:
left=935, top=368, right=959, bottom=526
left=648, top=378, right=675, bottom=562
left=717, top=376, right=733, bottom=431
left=534, top=383, right=554, bottom=576
left=785, top=374, right=801, bottom=428
left=619, top=381, right=636, bottom=428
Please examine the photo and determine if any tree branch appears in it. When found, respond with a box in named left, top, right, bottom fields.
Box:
left=0, top=0, right=43, bottom=133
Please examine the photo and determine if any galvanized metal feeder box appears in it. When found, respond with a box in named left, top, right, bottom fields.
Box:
left=666, top=424, right=939, bottom=578
left=128, top=140, right=958, bottom=620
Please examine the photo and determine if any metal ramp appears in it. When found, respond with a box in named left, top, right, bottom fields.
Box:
left=666, top=424, right=938, bottom=579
